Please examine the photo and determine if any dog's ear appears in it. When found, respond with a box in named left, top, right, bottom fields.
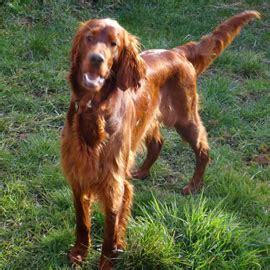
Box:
left=68, top=23, right=85, bottom=90
left=116, top=32, right=146, bottom=91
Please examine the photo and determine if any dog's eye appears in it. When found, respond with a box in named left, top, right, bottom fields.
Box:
left=86, top=35, right=93, bottom=42
left=111, top=41, right=117, bottom=47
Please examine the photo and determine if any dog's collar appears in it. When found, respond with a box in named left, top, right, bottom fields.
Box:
left=74, top=99, right=92, bottom=112
left=73, top=80, right=117, bottom=113
left=74, top=101, right=79, bottom=112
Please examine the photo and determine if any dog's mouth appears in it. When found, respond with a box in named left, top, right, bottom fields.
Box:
left=83, top=72, right=105, bottom=90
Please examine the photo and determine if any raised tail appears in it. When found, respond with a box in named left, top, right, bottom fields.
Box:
left=175, top=11, right=261, bottom=76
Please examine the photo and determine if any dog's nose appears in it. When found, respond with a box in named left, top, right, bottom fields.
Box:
left=89, top=53, right=104, bottom=66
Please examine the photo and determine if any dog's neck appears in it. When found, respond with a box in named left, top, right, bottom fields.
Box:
left=71, top=76, right=117, bottom=114
left=67, top=77, right=126, bottom=147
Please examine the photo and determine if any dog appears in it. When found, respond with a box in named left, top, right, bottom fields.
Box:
left=60, top=11, right=260, bottom=269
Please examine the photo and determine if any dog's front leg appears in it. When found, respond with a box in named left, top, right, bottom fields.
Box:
left=99, top=210, right=118, bottom=270
left=99, top=180, right=125, bottom=270
left=68, top=189, right=92, bottom=265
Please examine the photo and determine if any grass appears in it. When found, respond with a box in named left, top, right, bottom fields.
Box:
left=1, top=0, right=269, bottom=269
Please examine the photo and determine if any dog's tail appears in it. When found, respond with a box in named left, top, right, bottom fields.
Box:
left=174, top=11, right=260, bottom=76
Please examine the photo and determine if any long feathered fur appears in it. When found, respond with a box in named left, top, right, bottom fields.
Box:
left=175, top=11, right=260, bottom=75
left=61, top=11, right=261, bottom=268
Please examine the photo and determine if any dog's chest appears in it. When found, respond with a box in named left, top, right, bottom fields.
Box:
left=76, top=109, right=123, bottom=148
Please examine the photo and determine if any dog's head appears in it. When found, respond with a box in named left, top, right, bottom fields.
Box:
left=69, top=18, right=146, bottom=93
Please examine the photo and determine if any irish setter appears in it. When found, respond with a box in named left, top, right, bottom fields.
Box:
left=61, top=11, right=260, bottom=269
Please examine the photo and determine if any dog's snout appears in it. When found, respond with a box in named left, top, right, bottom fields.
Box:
left=89, top=53, right=104, bottom=66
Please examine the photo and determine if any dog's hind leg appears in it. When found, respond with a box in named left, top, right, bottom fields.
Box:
left=132, top=126, right=163, bottom=179
left=175, top=116, right=209, bottom=195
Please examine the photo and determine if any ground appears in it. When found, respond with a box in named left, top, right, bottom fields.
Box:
left=0, top=0, right=269, bottom=269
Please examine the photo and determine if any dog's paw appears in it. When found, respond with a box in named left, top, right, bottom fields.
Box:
left=181, top=182, right=202, bottom=195
left=68, top=244, right=88, bottom=266
left=131, top=169, right=149, bottom=180
left=99, top=255, right=114, bottom=270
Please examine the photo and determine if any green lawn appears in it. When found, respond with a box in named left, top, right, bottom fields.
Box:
left=1, top=0, right=269, bottom=269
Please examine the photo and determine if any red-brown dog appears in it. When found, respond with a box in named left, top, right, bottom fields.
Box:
left=61, top=11, right=260, bottom=269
